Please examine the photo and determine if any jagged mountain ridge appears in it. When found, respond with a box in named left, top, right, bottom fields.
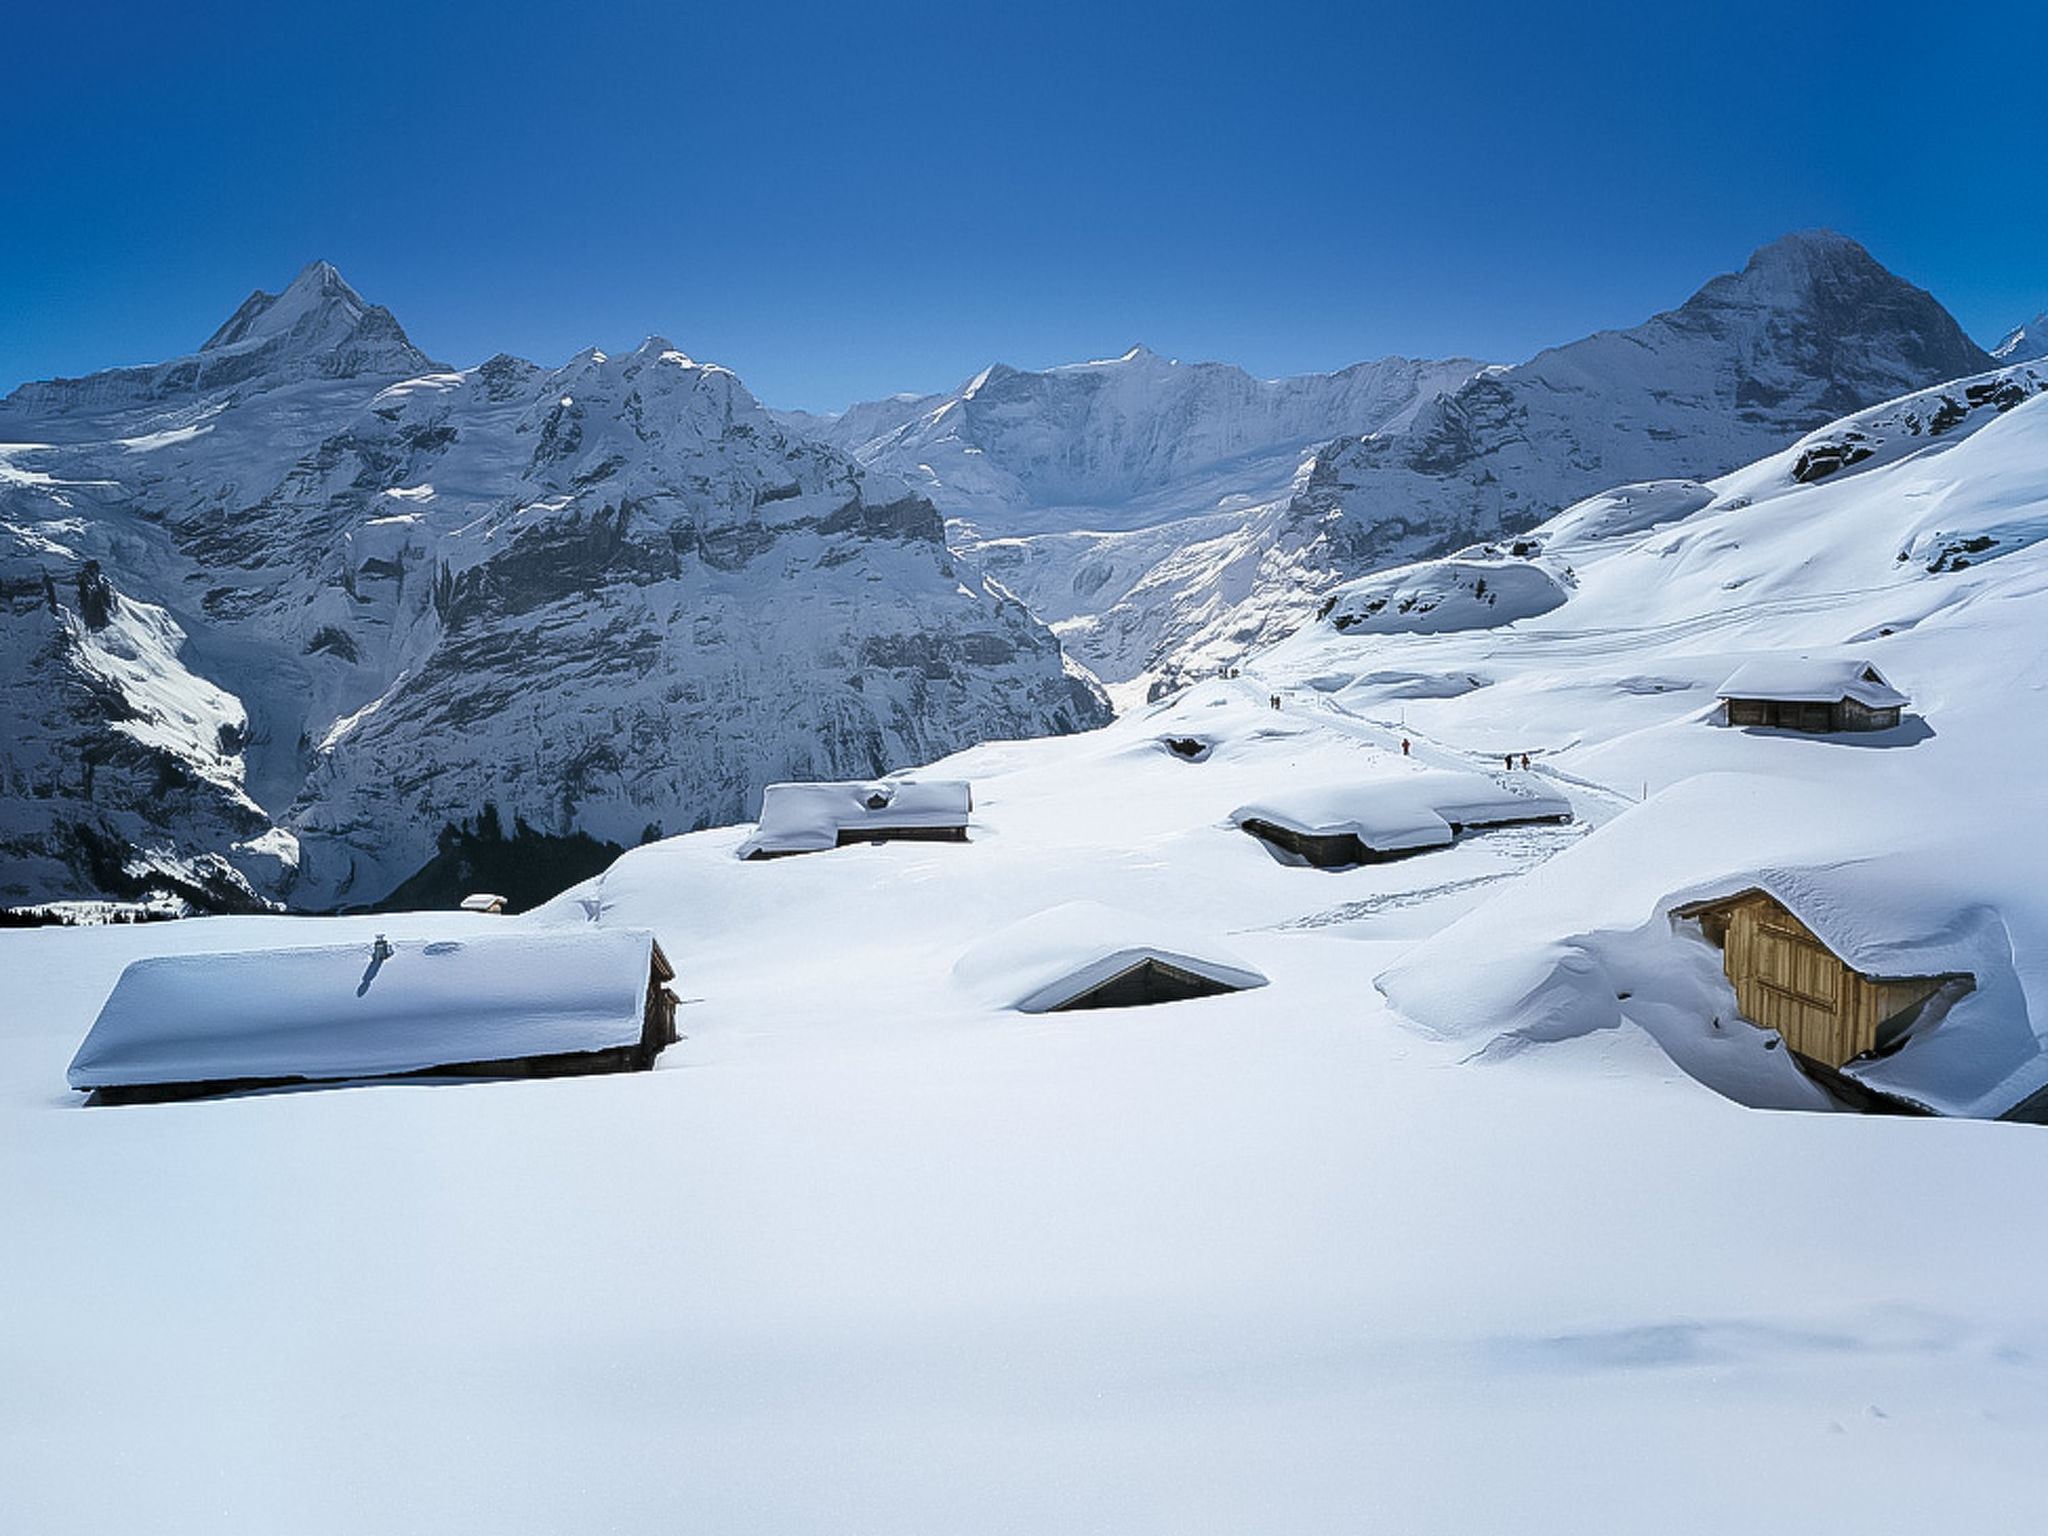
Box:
left=784, top=345, right=1484, bottom=530
left=0, top=265, right=1107, bottom=912
left=809, top=232, right=1993, bottom=702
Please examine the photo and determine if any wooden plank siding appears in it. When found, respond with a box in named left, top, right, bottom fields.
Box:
left=1681, top=891, right=1957, bottom=1069
left=1725, top=698, right=1902, bottom=732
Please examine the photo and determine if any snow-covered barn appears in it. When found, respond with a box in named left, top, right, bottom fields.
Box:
left=1232, top=770, right=1571, bottom=868
left=737, top=778, right=972, bottom=859
left=954, top=902, right=1268, bottom=1013
left=68, top=927, right=678, bottom=1103
left=1716, top=656, right=1908, bottom=733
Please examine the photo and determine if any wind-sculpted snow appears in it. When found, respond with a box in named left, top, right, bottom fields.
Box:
left=0, top=273, right=1107, bottom=911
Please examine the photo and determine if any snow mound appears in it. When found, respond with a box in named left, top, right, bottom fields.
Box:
left=952, top=900, right=1267, bottom=1013
left=1319, top=555, right=1571, bottom=635
left=1537, top=480, right=1718, bottom=546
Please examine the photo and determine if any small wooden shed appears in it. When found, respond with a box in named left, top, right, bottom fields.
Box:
left=1716, top=657, right=1907, bottom=733
left=68, top=927, right=679, bottom=1103
left=1673, top=888, right=1969, bottom=1069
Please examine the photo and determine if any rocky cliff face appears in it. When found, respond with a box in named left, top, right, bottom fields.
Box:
left=0, top=267, right=1108, bottom=912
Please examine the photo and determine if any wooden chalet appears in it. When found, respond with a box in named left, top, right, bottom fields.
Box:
left=68, top=927, right=679, bottom=1104
left=738, top=778, right=972, bottom=859
left=1674, top=888, right=1970, bottom=1073
left=1717, top=656, right=1907, bottom=733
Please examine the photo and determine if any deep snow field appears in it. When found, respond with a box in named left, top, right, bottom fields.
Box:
left=9, top=372, right=2048, bottom=1531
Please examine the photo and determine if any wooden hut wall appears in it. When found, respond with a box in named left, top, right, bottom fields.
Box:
left=835, top=824, right=969, bottom=847
left=1725, top=698, right=1901, bottom=733
left=1690, top=892, right=1952, bottom=1068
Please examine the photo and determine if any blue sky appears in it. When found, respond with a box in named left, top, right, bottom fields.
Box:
left=7, top=0, right=2043, bottom=412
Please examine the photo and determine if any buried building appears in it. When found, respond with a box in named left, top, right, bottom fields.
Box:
left=1667, top=878, right=2048, bottom=1121
left=1673, top=888, right=1971, bottom=1076
left=737, top=778, right=972, bottom=859
left=68, top=927, right=678, bottom=1103
left=953, top=901, right=1268, bottom=1013
left=1232, top=769, right=1572, bottom=868
left=1716, top=656, right=1908, bottom=733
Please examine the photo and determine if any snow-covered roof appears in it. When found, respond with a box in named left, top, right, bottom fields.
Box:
left=1231, top=769, right=1571, bottom=852
left=1716, top=655, right=1907, bottom=708
left=952, top=901, right=1267, bottom=1014
left=67, top=927, right=671, bottom=1092
left=737, top=778, right=971, bottom=857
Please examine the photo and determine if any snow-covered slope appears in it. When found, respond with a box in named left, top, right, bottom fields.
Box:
left=10, top=349, right=2048, bottom=1533
left=1261, top=354, right=2048, bottom=1116
left=0, top=267, right=1108, bottom=911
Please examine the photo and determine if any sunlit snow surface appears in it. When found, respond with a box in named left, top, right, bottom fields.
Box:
left=9, top=374, right=2048, bottom=1530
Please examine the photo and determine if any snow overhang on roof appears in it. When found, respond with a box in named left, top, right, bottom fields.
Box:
left=952, top=901, right=1268, bottom=1014
left=1667, top=865, right=1985, bottom=981
left=1715, top=655, right=1908, bottom=709
left=737, top=777, right=972, bottom=857
left=67, top=927, right=668, bottom=1091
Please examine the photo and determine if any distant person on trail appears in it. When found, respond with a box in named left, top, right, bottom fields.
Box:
left=1520, top=752, right=1531, bottom=771
left=1504, top=754, right=1513, bottom=771
left=1401, top=738, right=1411, bottom=756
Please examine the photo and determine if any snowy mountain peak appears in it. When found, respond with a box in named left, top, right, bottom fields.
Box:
left=631, top=334, right=691, bottom=362
left=3, top=262, right=443, bottom=415
left=960, top=362, right=1018, bottom=399
left=1672, top=231, right=1985, bottom=372
left=1993, top=312, right=2048, bottom=363
left=1739, top=226, right=1875, bottom=276
left=196, top=259, right=439, bottom=377
left=204, top=260, right=366, bottom=349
